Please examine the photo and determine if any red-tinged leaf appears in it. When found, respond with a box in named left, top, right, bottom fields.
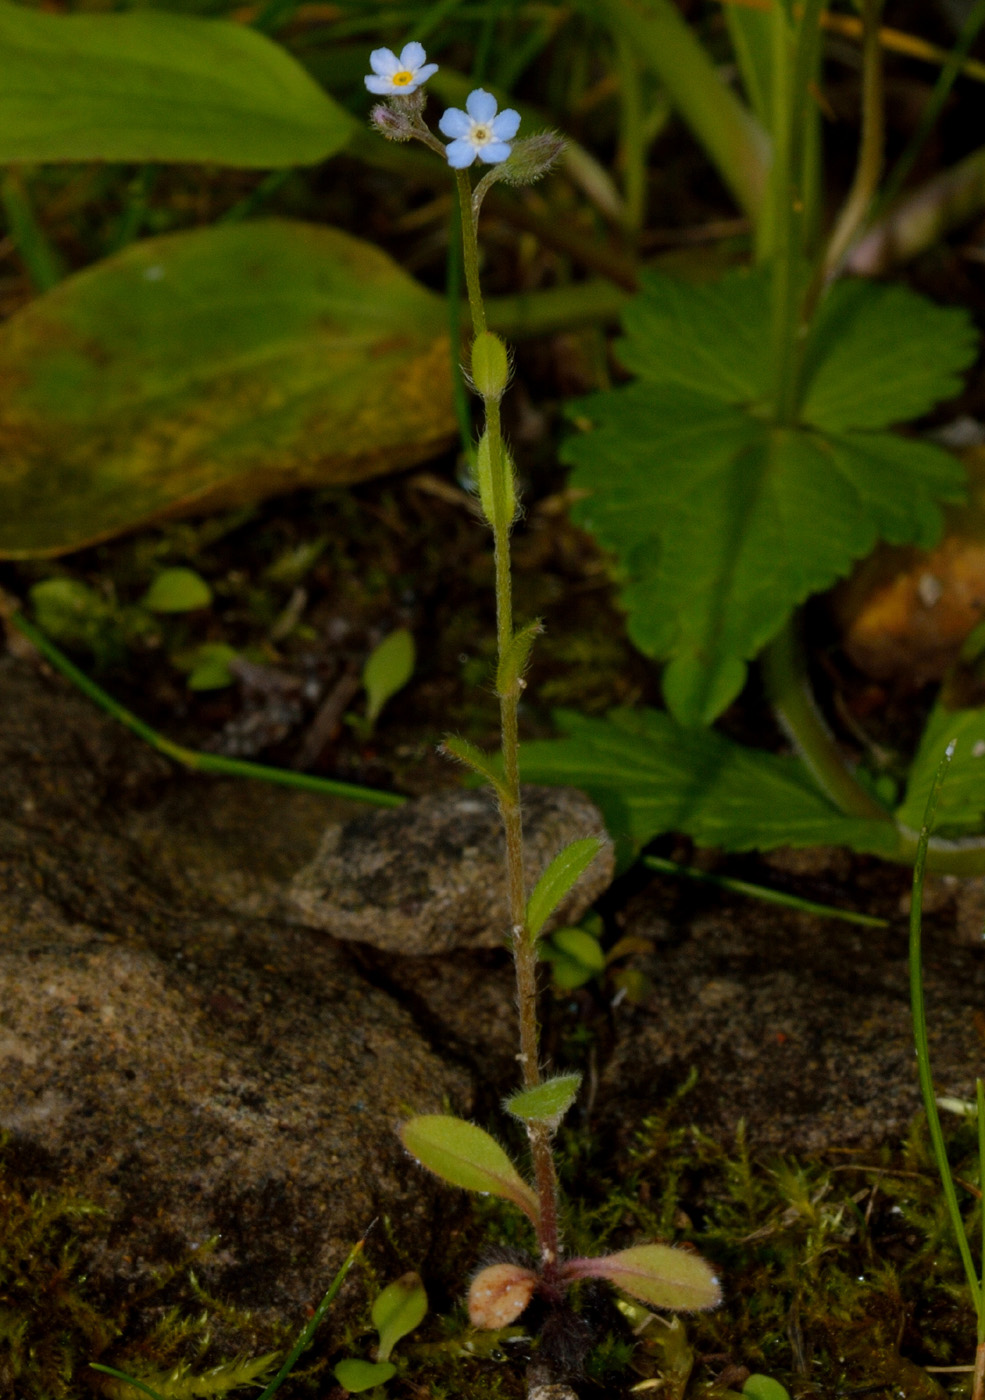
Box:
left=562, top=1244, right=721, bottom=1312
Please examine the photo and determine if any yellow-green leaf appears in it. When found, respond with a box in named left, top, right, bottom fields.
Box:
left=564, top=1244, right=721, bottom=1312
left=0, top=220, right=455, bottom=558
left=526, top=837, right=605, bottom=938
left=400, top=1115, right=540, bottom=1226
left=372, top=1272, right=428, bottom=1362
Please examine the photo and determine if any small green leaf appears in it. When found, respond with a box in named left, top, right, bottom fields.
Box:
left=30, top=577, right=104, bottom=645
left=550, top=925, right=606, bottom=972
left=504, top=1074, right=581, bottom=1127
left=441, top=735, right=509, bottom=801
left=496, top=619, right=543, bottom=697
left=565, top=1244, right=721, bottom=1312
left=364, top=629, right=415, bottom=727
left=185, top=643, right=239, bottom=692
left=332, top=1358, right=397, bottom=1392
left=743, top=1376, right=792, bottom=1400
left=399, top=1115, right=540, bottom=1226
left=372, top=1272, right=427, bottom=1363
left=0, top=0, right=354, bottom=167
left=142, top=567, right=212, bottom=614
left=540, top=947, right=595, bottom=990
left=526, top=837, right=605, bottom=938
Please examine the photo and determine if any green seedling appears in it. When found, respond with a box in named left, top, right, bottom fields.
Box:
left=184, top=642, right=239, bottom=692
left=141, top=567, right=212, bottom=614
left=369, top=55, right=719, bottom=1388
left=332, top=1270, right=428, bottom=1393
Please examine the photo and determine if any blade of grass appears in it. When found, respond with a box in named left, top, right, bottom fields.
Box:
left=642, top=854, right=888, bottom=928
left=8, top=610, right=405, bottom=809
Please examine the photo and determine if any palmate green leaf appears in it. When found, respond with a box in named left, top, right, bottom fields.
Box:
left=0, top=0, right=354, bottom=167
left=526, top=836, right=605, bottom=937
left=519, top=708, right=899, bottom=858
left=399, top=1115, right=540, bottom=1226
left=0, top=220, right=455, bottom=558
left=563, top=1244, right=721, bottom=1312
left=895, top=702, right=985, bottom=838
left=564, top=266, right=974, bottom=725
left=372, top=1272, right=427, bottom=1362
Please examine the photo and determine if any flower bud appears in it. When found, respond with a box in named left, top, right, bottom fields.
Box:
left=496, top=132, right=566, bottom=186
left=474, top=430, right=516, bottom=529
left=471, top=332, right=510, bottom=400
left=468, top=1263, right=538, bottom=1329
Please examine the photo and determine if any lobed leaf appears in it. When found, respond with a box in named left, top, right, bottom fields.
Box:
left=504, top=1073, right=582, bottom=1126
left=563, top=1243, right=721, bottom=1312
left=526, top=837, right=605, bottom=938
left=564, top=266, right=973, bottom=725
left=399, top=1115, right=540, bottom=1226
left=0, top=220, right=455, bottom=558
left=895, top=702, right=985, bottom=838
left=0, top=0, right=354, bottom=167
left=519, top=708, right=900, bottom=859
left=372, top=1271, right=427, bottom=1362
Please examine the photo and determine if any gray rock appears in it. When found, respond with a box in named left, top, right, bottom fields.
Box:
left=286, top=786, right=614, bottom=954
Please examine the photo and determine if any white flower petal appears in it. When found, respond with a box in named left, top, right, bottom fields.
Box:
left=416, top=63, right=438, bottom=84
left=399, top=41, right=427, bottom=70
left=365, top=74, right=397, bottom=94
left=477, top=141, right=512, bottom=164
left=465, top=88, right=498, bottom=123
left=491, top=108, right=520, bottom=141
left=369, top=47, right=400, bottom=76
left=439, top=107, right=472, bottom=139
left=445, top=138, right=477, bottom=168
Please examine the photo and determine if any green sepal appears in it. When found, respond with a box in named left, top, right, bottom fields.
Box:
left=504, top=1073, right=581, bottom=1129
left=442, top=735, right=509, bottom=802
left=526, top=836, right=605, bottom=938
left=400, top=1115, right=540, bottom=1226
left=332, top=1358, right=397, bottom=1392
left=496, top=619, right=543, bottom=698
left=372, top=1271, right=427, bottom=1362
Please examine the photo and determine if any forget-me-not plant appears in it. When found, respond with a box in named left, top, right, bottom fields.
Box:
left=364, top=42, right=437, bottom=96
left=438, top=89, right=521, bottom=169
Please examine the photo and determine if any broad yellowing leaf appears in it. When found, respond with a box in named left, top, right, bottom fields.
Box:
left=0, top=220, right=455, bottom=558
left=400, top=1115, right=539, bottom=1226
left=563, top=1244, right=721, bottom=1312
left=0, top=0, right=354, bottom=167
left=526, top=837, right=605, bottom=938
left=372, top=1271, right=427, bottom=1362
left=504, top=1074, right=581, bottom=1128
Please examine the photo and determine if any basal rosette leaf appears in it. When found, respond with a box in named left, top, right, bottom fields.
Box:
left=564, top=266, right=973, bottom=725
left=518, top=708, right=899, bottom=858
left=562, top=1243, right=721, bottom=1312
left=399, top=1115, right=540, bottom=1226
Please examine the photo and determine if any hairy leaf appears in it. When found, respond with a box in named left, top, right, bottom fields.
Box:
left=519, top=708, right=899, bottom=858
left=564, top=266, right=973, bottom=725
left=526, top=836, right=605, bottom=937
left=400, top=1115, right=540, bottom=1225
left=563, top=1244, right=721, bottom=1312
left=0, top=0, right=353, bottom=167
left=0, top=220, right=455, bottom=558
left=497, top=619, right=543, bottom=697
left=442, top=735, right=508, bottom=799
left=372, top=1272, right=427, bottom=1362
left=504, top=1073, right=582, bottom=1126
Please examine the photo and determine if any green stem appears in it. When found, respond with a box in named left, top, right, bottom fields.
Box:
left=824, top=0, right=886, bottom=277
left=9, top=611, right=405, bottom=809
left=909, top=743, right=983, bottom=1316
left=456, top=169, right=487, bottom=335
left=761, top=619, right=894, bottom=824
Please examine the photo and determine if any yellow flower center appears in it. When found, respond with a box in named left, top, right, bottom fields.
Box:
left=472, top=124, right=492, bottom=144
left=392, top=70, right=414, bottom=86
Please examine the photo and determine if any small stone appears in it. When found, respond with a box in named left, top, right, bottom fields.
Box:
left=286, top=786, right=613, bottom=954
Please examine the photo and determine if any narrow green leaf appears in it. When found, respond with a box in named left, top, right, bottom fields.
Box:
left=519, top=708, right=899, bottom=860
left=372, top=1272, right=427, bottom=1363
left=0, top=0, right=354, bottom=167
left=496, top=619, right=543, bottom=697
left=564, top=1244, right=721, bottom=1312
left=332, top=1359, right=397, bottom=1393
left=142, top=567, right=212, bottom=614
left=504, top=1074, right=581, bottom=1126
left=526, top=837, right=605, bottom=938
left=363, top=629, right=415, bottom=726
left=442, top=735, right=509, bottom=801
left=399, top=1115, right=540, bottom=1226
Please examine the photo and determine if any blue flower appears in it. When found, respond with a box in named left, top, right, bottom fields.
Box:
left=365, top=42, right=438, bottom=96
left=438, top=89, right=521, bottom=169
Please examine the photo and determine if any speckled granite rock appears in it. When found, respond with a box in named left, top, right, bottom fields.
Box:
left=286, top=786, right=614, bottom=953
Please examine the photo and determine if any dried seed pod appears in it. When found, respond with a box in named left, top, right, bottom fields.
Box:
left=468, top=1262, right=538, bottom=1329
